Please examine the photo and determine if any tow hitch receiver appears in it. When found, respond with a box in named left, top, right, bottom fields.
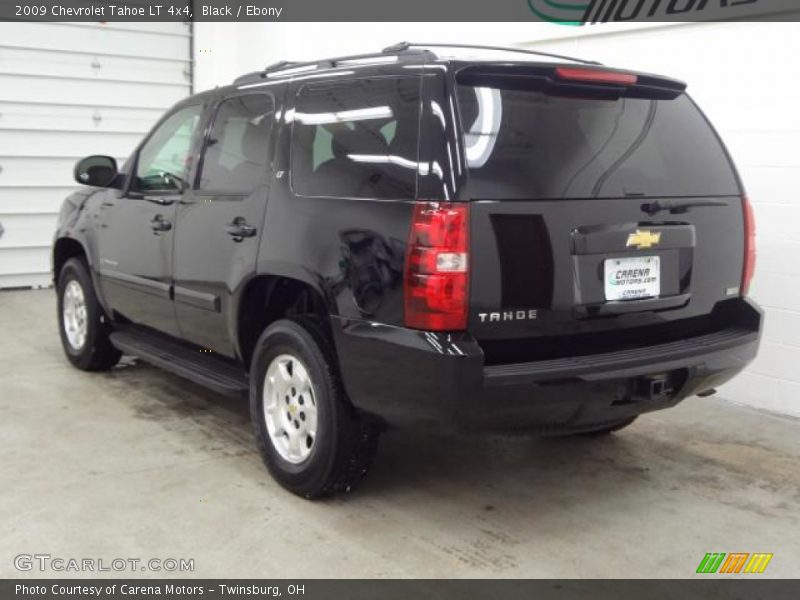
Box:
left=635, top=374, right=670, bottom=401
left=614, top=370, right=688, bottom=406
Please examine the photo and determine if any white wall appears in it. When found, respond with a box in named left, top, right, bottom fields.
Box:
left=194, top=22, right=800, bottom=417
left=0, top=21, right=192, bottom=288
left=521, top=22, right=800, bottom=417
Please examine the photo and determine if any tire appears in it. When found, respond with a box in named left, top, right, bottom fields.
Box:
left=578, top=417, right=638, bottom=437
left=57, top=257, right=121, bottom=371
left=250, top=318, right=378, bottom=498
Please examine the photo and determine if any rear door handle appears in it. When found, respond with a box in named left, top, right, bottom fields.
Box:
left=150, top=215, right=172, bottom=232
left=226, top=217, right=257, bottom=240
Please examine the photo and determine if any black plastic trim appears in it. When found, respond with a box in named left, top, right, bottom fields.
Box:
left=109, top=328, right=248, bottom=397
left=483, top=327, right=757, bottom=387
left=173, top=286, right=220, bottom=312
left=98, top=269, right=171, bottom=299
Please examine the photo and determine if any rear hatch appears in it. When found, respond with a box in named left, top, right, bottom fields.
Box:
left=454, top=64, right=749, bottom=365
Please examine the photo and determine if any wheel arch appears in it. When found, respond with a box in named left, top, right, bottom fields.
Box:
left=235, top=273, right=333, bottom=369
left=53, top=237, right=88, bottom=283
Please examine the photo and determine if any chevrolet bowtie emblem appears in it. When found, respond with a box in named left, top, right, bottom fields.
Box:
left=626, top=229, right=661, bottom=250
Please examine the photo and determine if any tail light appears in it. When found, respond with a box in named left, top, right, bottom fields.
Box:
left=555, top=67, right=638, bottom=86
left=404, top=202, right=469, bottom=331
left=741, top=196, right=756, bottom=296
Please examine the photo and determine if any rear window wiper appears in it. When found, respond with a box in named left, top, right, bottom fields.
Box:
left=641, top=199, right=728, bottom=216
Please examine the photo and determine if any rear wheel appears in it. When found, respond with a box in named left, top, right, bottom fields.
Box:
left=250, top=318, right=378, bottom=498
left=57, top=257, right=121, bottom=371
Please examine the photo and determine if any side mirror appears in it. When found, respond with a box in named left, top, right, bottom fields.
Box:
left=74, top=155, right=119, bottom=188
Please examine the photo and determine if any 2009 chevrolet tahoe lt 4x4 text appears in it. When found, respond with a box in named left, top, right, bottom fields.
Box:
left=53, top=43, right=762, bottom=498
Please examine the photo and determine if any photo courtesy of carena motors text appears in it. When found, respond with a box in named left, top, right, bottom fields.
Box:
left=1, top=0, right=800, bottom=593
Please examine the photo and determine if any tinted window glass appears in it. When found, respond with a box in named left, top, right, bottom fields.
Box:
left=135, top=105, right=202, bottom=193
left=291, top=77, right=420, bottom=199
left=199, top=94, right=275, bottom=193
left=456, top=85, right=739, bottom=199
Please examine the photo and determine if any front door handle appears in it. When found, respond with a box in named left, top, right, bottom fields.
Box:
left=150, top=215, right=172, bottom=232
left=226, top=217, right=257, bottom=241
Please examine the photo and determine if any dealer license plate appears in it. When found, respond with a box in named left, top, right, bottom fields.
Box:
left=604, top=256, right=660, bottom=301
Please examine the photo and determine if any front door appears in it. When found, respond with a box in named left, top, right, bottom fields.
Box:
left=94, top=103, right=204, bottom=336
left=173, top=92, right=277, bottom=356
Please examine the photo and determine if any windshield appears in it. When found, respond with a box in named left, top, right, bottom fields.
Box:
left=456, top=84, right=740, bottom=200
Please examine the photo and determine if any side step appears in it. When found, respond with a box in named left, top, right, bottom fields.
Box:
left=109, top=329, right=249, bottom=398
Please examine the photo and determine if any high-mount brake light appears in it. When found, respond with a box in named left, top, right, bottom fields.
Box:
left=404, top=202, right=469, bottom=331
left=555, top=67, right=638, bottom=86
left=741, top=196, right=756, bottom=296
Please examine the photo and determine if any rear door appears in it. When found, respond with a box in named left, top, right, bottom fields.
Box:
left=446, top=65, right=746, bottom=361
left=173, top=91, right=278, bottom=357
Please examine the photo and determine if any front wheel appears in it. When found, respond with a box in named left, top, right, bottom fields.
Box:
left=250, top=318, right=378, bottom=498
left=56, top=257, right=121, bottom=371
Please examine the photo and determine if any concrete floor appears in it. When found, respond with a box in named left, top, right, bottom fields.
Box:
left=1, top=288, right=799, bottom=579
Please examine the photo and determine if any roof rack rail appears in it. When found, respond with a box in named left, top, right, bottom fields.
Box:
left=234, top=42, right=599, bottom=87
left=232, top=61, right=304, bottom=85
left=233, top=48, right=434, bottom=86
left=265, top=59, right=302, bottom=73
left=382, top=41, right=601, bottom=66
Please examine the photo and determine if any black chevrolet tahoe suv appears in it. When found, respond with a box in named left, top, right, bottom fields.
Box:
left=53, top=43, right=762, bottom=498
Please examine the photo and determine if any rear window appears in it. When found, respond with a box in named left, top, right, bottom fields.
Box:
left=291, top=77, right=420, bottom=200
left=456, top=84, right=739, bottom=200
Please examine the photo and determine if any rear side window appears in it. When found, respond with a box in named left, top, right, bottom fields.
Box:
left=198, top=94, right=275, bottom=193
left=291, top=77, right=420, bottom=200
left=456, top=84, right=739, bottom=200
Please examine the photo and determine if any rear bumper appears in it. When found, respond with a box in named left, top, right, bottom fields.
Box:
left=332, top=299, right=762, bottom=433
left=483, top=327, right=757, bottom=387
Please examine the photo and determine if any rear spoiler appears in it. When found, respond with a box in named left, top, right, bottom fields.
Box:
left=456, top=64, right=687, bottom=100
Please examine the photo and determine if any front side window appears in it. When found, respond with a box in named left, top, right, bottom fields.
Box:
left=134, top=104, right=202, bottom=193
left=291, top=77, right=420, bottom=200
left=198, top=94, right=275, bottom=193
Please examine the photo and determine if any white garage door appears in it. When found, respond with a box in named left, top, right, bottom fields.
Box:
left=522, top=21, right=800, bottom=417
left=0, top=21, right=192, bottom=289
